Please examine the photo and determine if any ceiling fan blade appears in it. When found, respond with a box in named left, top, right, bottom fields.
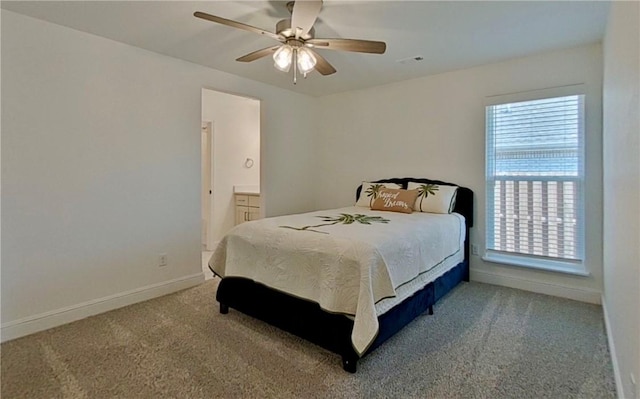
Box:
left=194, top=11, right=282, bottom=42
left=307, top=38, right=386, bottom=54
left=308, top=49, right=336, bottom=76
left=236, top=46, right=281, bottom=62
left=291, top=0, right=323, bottom=39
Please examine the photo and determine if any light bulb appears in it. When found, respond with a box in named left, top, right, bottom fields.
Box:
left=297, top=47, right=317, bottom=74
left=273, top=45, right=292, bottom=72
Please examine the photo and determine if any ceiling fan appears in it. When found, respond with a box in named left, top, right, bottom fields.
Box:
left=194, top=0, right=386, bottom=84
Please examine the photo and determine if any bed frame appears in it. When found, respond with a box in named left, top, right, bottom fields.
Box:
left=215, top=178, right=473, bottom=373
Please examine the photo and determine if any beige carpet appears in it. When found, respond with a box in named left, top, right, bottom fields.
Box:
left=1, top=279, right=615, bottom=398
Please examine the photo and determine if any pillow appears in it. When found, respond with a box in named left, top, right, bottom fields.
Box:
left=355, top=181, right=402, bottom=207
left=371, top=188, right=419, bottom=214
left=407, top=182, right=458, bottom=214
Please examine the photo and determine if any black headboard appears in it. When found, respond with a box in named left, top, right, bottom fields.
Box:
left=355, top=177, right=474, bottom=229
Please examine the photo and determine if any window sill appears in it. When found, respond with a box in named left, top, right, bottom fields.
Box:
left=481, top=252, right=590, bottom=277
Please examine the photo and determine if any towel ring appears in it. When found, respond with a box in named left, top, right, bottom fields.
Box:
left=244, top=158, right=254, bottom=168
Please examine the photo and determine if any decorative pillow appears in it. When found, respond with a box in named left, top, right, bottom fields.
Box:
left=371, top=188, right=419, bottom=214
left=407, top=182, right=458, bottom=214
left=355, top=181, right=402, bottom=207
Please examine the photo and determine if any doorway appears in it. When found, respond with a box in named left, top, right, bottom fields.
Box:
left=201, top=89, right=261, bottom=278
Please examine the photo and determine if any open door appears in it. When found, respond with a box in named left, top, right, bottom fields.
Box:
left=201, top=121, right=214, bottom=250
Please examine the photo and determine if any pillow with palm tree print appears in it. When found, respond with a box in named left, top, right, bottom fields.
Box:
left=407, top=182, right=458, bottom=214
left=355, top=181, right=401, bottom=207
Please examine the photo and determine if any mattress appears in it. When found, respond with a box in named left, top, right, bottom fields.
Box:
left=209, top=206, right=465, bottom=354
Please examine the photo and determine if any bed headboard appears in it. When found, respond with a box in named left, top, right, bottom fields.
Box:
left=355, top=178, right=474, bottom=229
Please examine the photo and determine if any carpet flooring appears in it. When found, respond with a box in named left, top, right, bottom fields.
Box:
left=1, top=280, right=615, bottom=398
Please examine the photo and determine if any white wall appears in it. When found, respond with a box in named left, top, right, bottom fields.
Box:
left=315, top=44, right=604, bottom=303
left=1, top=11, right=318, bottom=340
left=602, top=2, right=640, bottom=398
left=202, top=89, right=260, bottom=242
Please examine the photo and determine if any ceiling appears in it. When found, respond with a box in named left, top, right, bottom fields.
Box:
left=2, top=1, right=610, bottom=97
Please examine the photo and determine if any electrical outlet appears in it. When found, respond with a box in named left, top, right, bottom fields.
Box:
left=471, top=244, right=479, bottom=256
left=158, top=253, right=168, bottom=267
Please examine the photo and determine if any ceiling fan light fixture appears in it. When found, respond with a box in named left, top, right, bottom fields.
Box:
left=195, top=0, right=386, bottom=83
left=296, top=47, right=317, bottom=74
left=273, top=45, right=293, bottom=72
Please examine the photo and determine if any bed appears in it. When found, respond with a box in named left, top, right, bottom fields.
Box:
left=209, top=177, right=473, bottom=372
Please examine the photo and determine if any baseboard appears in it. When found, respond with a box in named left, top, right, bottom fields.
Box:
left=1, top=273, right=205, bottom=343
left=602, top=295, right=624, bottom=399
left=470, top=269, right=602, bottom=304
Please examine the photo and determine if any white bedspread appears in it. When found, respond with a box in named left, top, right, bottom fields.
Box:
left=209, top=206, right=465, bottom=355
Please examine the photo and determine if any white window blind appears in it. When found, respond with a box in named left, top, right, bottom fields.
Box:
left=486, top=94, right=585, bottom=265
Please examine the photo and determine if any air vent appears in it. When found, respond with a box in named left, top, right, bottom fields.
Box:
left=396, top=55, right=424, bottom=65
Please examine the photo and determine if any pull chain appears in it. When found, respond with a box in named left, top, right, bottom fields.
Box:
left=293, top=48, right=298, bottom=85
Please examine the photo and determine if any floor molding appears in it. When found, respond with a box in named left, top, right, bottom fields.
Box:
left=1, top=273, right=205, bottom=343
left=602, top=295, right=623, bottom=399
left=470, top=269, right=602, bottom=304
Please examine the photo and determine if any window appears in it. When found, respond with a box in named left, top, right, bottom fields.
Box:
left=485, top=91, right=585, bottom=274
